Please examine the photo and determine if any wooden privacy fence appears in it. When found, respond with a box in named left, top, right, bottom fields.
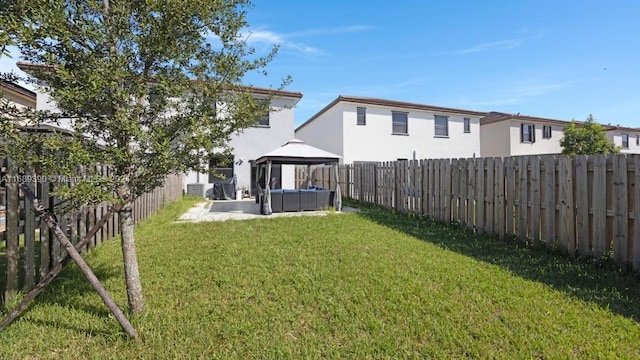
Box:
left=1, top=157, right=184, bottom=306
left=312, top=155, right=640, bottom=271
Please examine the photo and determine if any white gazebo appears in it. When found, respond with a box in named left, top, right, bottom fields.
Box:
left=255, top=139, right=342, bottom=215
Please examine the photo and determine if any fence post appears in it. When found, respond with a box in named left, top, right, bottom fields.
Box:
left=4, top=159, right=20, bottom=304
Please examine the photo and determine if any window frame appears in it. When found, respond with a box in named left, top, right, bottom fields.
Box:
left=356, top=107, right=366, bottom=125
left=542, top=125, right=552, bottom=139
left=434, top=115, right=449, bottom=137
left=256, top=110, right=270, bottom=127
left=622, top=133, right=629, bottom=149
left=391, top=111, right=408, bottom=135
left=521, top=123, right=535, bottom=143
left=463, top=117, right=471, bottom=133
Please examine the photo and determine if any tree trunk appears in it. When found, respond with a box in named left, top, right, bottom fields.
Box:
left=119, top=203, right=145, bottom=313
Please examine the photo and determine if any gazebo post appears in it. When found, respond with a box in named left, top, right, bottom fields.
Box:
left=334, top=161, right=342, bottom=211
left=306, top=164, right=312, bottom=189
left=263, top=160, right=272, bottom=215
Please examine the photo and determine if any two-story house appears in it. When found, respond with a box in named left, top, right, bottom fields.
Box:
left=16, top=61, right=303, bottom=199
left=606, top=126, right=640, bottom=154
left=1, top=80, right=36, bottom=111
left=294, top=95, right=486, bottom=164
left=480, top=111, right=640, bottom=157
left=185, top=87, right=303, bottom=197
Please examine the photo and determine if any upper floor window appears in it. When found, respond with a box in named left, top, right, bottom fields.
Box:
left=434, top=115, right=449, bottom=137
left=622, top=133, right=629, bottom=148
left=463, top=118, right=471, bottom=133
left=521, top=123, right=535, bottom=143
left=542, top=125, right=552, bottom=139
left=636, top=134, right=639, bottom=146
left=392, top=111, right=408, bottom=134
left=357, top=107, right=366, bottom=125
left=257, top=111, right=270, bottom=127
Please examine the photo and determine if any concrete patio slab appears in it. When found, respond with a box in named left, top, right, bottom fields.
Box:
left=178, top=198, right=359, bottom=222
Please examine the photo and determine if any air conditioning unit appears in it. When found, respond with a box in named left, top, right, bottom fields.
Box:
left=186, top=183, right=206, bottom=198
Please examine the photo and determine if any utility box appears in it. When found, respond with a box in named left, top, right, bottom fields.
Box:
left=186, top=183, right=206, bottom=198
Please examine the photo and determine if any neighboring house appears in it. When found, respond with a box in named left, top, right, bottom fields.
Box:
left=1, top=80, right=36, bottom=209
left=605, top=126, right=640, bottom=154
left=15, top=61, right=303, bottom=198
left=1, top=80, right=36, bottom=110
left=481, top=111, right=640, bottom=157
left=295, top=95, right=487, bottom=164
left=480, top=112, right=567, bottom=157
left=185, top=87, right=303, bottom=197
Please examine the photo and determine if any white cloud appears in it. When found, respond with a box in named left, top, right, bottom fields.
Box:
left=242, top=29, right=322, bottom=55
left=288, top=25, right=372, bottom=38
left=455, top=39, right=522, bottom=55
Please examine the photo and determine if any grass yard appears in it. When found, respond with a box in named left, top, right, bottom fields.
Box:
left=0, top=197, right=639, bottom=359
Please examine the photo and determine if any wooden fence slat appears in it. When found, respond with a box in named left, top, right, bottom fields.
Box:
left=451, top=159, right=459, bottom=223
left=529, top=156, right=541, bottom=247
left=24, top=177, right=36, bottom=288
left=443, top=159, right=451, bottom=222
left=614, top=155, right=629, bottom=267
left=467, top=159, right=476, bottom=229
left=475, top=158, right=485, bottom=232
left=591, top=155, right=607, bottom=256
left=505, top=157, right=515, bottom=236
left=39, top=181, right=51, bottom=277
left=485, top=157, right=495, bottom=235
left=434, top=160, right=441, bottom=220
left=543, top=156, right=556, bottom=246
left=517, top=157, right=528, bottom=242
left=459, top=159, right=468, bottom=227
left=4, top=159, right=20, bottom=303
left=558, top=156, right=576, bottom=256
left=633, top=155, right=640, bottom=271
left=495, top=158, right=505, bottom=239
left=574, top=155, right=590, bottom=254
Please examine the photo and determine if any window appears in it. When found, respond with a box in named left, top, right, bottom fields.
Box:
left=257, top=111, right=270, bottom=127
left=543, top=125, right=552, bottom=139
left=636, top=134, right=639, bottom=146
left=463, top=118, right=471, bottom=133
left=209, top=156, right=234, bottom=182
left=433, top=115, right=448, bottom=137
left=392, top=111, right=408, bottom=134
left=622, top=133, right=629, bottom=148
left=357, top=107, right=366, bottom=125
left=521, top=123, right=535, bottom=143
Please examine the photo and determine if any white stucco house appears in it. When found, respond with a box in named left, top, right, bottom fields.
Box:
left=294, top=95, right=487, bottom=164
left=480, top=111, right=640, bottom=157
left=1, top=80, right=36, bottom=111
left=185, top=87, right=303, bottom=197
left=606, top=126, right=640, bottom=154
left=16, top=62, right=303, bottom=198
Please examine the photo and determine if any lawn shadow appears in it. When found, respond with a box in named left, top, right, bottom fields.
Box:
left=352, top=202, right=640, bottom=323
left=32, top=262, right=123, bottom=318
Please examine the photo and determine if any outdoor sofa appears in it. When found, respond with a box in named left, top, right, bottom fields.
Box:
left=260, top=188, right=335, bottom=214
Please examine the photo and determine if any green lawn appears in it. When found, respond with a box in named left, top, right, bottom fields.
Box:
left=0, top=197, right=639, bottom=359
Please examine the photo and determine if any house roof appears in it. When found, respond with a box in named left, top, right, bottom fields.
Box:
left=0, top=80, right=36, bottom=101
left=256, top=139, right=341, bottom=165
left=481, top=111, right=640, bottom=132
left=16, top=61, right=302, bottom=99
left=296, top=95, right=488, bottom=132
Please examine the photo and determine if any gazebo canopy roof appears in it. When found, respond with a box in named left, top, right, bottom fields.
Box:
left=255, top=139, right=341, bottom=165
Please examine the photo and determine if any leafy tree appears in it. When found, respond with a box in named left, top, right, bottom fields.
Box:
left=560, top=114, right=620, bottom=155
left=0, top=0, right=287, bottom=313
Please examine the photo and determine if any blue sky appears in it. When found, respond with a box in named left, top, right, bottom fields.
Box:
left=2, top=1, right=639, bottom=129
left=241, top=0, right=640, bottom=128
